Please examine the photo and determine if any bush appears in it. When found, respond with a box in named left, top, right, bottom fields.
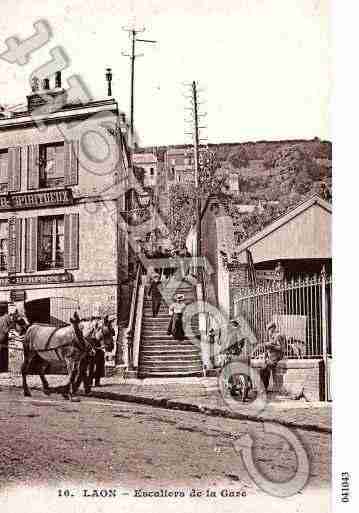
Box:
left=228, top=147, right=249, bottom=169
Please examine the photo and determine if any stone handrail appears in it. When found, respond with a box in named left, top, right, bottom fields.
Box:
left=123, top=264, right=141, bottom=369
left=133, top=284, right=145, bottom=369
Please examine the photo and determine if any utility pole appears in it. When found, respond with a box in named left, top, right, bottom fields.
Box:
left=192, top=81, right=201, bottom=260
left=184, top=81, right=207, bottom=262
left=122, top=26, right=157, bottom=147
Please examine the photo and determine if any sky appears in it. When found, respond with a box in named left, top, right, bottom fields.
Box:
left=0, top=0, right=331, bottom=146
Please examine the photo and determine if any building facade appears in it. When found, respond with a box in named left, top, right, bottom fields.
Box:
left=0, top=79, right=128, bottom=372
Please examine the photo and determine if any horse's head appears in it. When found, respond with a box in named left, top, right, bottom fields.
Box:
left=81, top=315, right=115, bottom=352
left=7, top=309, right=30, bottom=335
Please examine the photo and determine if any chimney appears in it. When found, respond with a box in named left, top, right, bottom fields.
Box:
left=42, top=78, right=50, bottom=90
left=27, top=74, right=67, bottom=112
left=55, top=71, right=62, bottom=88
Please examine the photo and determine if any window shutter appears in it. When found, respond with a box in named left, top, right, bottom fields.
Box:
left=28, top=145, right=39, bottom=189
left=64, top=213, right=79, bottom=269
left=55, top=145, right=64, bottom=178
left=64, top=140, right=79, bottom=186
left=15, top=218, right=22, bottom=273
left=25, top=217, right=38, bottom=272
left=8, top=147, right=21, bottom=192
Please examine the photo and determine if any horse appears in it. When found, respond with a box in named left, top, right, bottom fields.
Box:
left=20, top=312, right=96, bottom=401
left=74, top=315, right=115, bottom=392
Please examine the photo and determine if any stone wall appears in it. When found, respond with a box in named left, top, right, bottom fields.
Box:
left=251, top=358, right=325, bottom=401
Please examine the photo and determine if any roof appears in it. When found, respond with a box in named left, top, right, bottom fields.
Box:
left=132, top=153, right=157, bottom=164
left=236, top=194, right=332, bottom=253
left=234, top=204, right=256, bottom=214
left=0, top=98, right=119, bottom=130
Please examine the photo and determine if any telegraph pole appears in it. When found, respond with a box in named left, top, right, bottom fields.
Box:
left=184, top=80, right=207, bottom=261
left=122, top=26, right=157, bottom=146
left=192, top=81, right=201, bottom=259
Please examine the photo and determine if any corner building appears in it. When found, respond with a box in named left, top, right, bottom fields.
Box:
left=0, top=83, right=128, bottom=369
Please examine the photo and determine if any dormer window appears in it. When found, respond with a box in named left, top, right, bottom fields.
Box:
left=39, top=142, right=65, bottom=188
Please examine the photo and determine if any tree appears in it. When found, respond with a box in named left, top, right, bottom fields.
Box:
left=227, top=147, right=249, bottom=169
left=167, top=149, right=225, bottom=248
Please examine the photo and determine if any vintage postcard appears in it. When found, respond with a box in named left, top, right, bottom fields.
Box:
left=0, top=1, right=339, bottom=512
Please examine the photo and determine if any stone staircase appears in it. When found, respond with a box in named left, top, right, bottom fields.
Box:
left=138, top=282, right=204, bottom=378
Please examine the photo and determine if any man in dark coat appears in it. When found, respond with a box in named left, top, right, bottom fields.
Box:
left=91, top=337, right=105, bottom=387
left=148, top=274, right=162, bottom=317
left=260, top=321, right=284, bottom=391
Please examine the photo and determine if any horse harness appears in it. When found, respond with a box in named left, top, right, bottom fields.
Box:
left=21, top=324, right=93, bottom=357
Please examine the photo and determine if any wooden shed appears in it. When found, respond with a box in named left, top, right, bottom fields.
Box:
left=236, top=195, right=332, bottom=278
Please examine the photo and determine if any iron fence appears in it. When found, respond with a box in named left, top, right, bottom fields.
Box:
left=233, top=269, right=332, bottom=359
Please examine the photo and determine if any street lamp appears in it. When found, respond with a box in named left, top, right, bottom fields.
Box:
left=105, top=68, right=113, bottom=97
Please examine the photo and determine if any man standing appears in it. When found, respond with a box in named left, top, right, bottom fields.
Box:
left=260, top=321, right=284, bottom=391
left=148, top=273, right=162, bottom=317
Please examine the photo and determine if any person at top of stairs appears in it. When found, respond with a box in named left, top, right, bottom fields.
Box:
left=147, top=273, right=162, bottom=318
left=167, top=294, right=186, bottom=341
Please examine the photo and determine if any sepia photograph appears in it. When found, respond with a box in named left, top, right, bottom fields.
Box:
left=0, top=1, right=336, bottom=512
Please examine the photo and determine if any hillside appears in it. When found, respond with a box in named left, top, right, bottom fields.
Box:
left=137, top=138, right=332, bottom=248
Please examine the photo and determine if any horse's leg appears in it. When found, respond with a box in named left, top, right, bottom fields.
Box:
left=38, top=358, right=51, bottom=396
left=83, top=356, right=92, bottom=395
left=80, top=355, right=92, bottom=395
left=72, top=355, right=87, bottom=394
left=62, top=357, right=79, bottom=401
left=60, top=357, right=72, bottom=400
left=69, top=359, right=81, bottom=401
left=21, top=356, right=34, bottom=397
left=88, top=354, right=95, bottom=387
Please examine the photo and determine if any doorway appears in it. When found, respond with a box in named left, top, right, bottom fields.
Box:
left=25, top=298, right=50, bottom=325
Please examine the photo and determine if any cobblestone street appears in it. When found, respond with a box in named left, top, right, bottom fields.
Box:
left=0, top=386, right=331, bottom=512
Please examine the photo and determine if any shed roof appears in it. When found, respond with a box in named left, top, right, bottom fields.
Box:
left=236, top=195, right=332, bottom=262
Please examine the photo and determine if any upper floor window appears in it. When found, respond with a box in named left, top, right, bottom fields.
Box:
left=0, top=220, right=8, bottom=272
left=39, top=143, right=64, bottom=189
left=0, top=150, right=8, bottom=193
left=150, top=167, right=154, bottom=177
left=38, top=215, right=64, bottom=270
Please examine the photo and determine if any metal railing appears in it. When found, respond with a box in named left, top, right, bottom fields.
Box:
left=233, top=268, right=332, bottom=359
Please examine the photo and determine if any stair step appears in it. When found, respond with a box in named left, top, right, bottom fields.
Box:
left=142, top=335, right=201, bottom=341
left=142, top=312, right=170, bottom=316
left=139, top=364, right=203, bottom=372
left=142, top=315, right=199, bottom=328
left=139, top=370, right=203, bottom=376
left=142, top=334, right=200, bottom=340
left=141, top=341, right=199, bottom=347
left=141, top=346, right=200, bottom=353
left=140, top=354, right=202, bottom=361
left=140, top=360, right=202, bottom=366
left=139, top=372, right=203, bottom=378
